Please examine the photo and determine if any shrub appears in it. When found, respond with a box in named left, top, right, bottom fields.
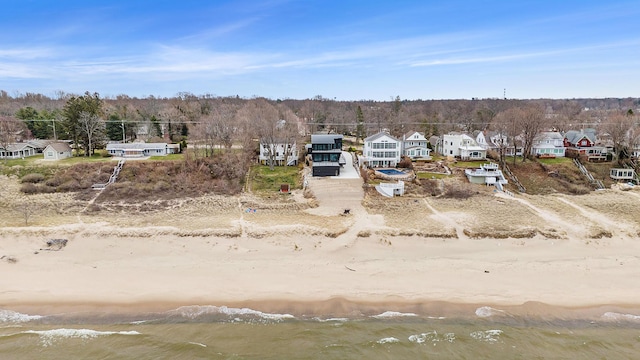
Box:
left=397, top=156, right=413, bottom=169
left=58, top=180, right=82, bottom=192
left=20, top=183, right=38, bottom=194
left=442, top=183, right=475, bottom=199
left=21, top=173, right=45, bottom=183
left=153, top=180, right=171, bottom=192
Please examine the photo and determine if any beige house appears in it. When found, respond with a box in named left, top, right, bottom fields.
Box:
left=43, top=142, right=73, bottom=160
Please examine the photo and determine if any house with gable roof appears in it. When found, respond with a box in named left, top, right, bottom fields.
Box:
left=402, top=131, right=431, bottom=160
left=43, top=142, right=73, bottom=160
left=0, top=143, right=37, bottom=159
left=441, top=133, right=486, bottom=160
left=363, top=131, right=402, bottom=167
left=563, top=129, right=607, bottom=161
left=531, top=131, right=565, bottom=158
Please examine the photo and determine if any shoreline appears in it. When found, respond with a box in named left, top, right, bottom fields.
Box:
left=4, top=297, right=640, bottom=323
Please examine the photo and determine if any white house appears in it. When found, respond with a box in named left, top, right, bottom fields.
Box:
left=363, top=131, right=402, bottom=167
left=441, top=133, right=486, bottom=160
left=43, top=142, right=73, bottom=160
left=631, top=135, right=640, bottom=159
left=106, top=142, right=171, bottom=158
left=531, top=132, right=565, bottom=158
left=0, top=143, right=37, bottom=159
left=402, top=131, right=431, bottom=160
left=259, top=141, right=298, bottom=166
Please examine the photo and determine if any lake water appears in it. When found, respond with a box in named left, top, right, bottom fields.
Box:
left=2, top=304, right=639, bottom=359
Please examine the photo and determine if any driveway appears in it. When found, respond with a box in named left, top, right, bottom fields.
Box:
left=305, top=151, right=363, bottom=216
left=335, top=151, right=360, bottom=179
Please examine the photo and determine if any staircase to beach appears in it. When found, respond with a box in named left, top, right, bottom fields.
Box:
left=502, top=163, right=526, bottom=193
left=572, top=158, right=605, bottom=190
left=91, top=159, right=125, bottom=190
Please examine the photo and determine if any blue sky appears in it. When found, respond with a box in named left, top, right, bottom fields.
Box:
left=1, top=0, right=639, bottom=100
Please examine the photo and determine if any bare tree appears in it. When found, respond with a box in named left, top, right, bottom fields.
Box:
left=0, top=116, right=24, bottom=162
left=519, top=105, right=549, bottom=162
left=197, top=103, right=238, bottom=157
left=79, top=111, right=105, bottom=156
left=601, top=111, right=634, bottom=162
left=237, top=98, right=296, bottom=170
left=492, top=111, right=514, bottom=165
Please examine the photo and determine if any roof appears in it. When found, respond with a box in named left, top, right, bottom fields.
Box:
left=364, top=131, right=400, bottom=142
left=404, top=145, right=430, bottom=151
left=535, top=131, right=564, bottom=141
left=27, top=139, right=55, bottom=149
left=564, top=129, right=596, bottom=144
left=403, top=131, right=426, bottom=141
left=311, top=134, right=342, bottom=144
left=1, top=143, right=36, bottom=151
left=44, top=142, right=72, bottom=152
left=106, top=142, right=168, bottom=150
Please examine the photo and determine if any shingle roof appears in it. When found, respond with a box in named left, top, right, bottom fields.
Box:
left=364, top=131, right=399, bottom=142
left=45, top=142, right=72, bottom=152
left=106, top=142, right=168, bottom=150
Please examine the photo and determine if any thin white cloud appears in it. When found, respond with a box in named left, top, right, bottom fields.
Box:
left=0, top=48, right=54, bottom=60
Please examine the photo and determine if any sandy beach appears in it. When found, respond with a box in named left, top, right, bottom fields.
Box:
left=1, top=173, right=640, bottom=316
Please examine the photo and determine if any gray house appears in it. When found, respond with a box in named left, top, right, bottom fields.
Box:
left=310, top=134, right=343, bottom=176
left=106, top=142, right=172, bottom=158
left=0, top=143, right=36, bottom=159
left=43, top=142, right=73, bottom=160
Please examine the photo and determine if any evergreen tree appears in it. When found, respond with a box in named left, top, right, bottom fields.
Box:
left=355, top=105, right=364, bottom=144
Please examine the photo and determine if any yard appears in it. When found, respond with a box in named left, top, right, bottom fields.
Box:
left=247, top=165, right=302, bottom=194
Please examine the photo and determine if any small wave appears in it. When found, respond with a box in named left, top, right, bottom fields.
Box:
left=0, top=309, right=43, bottom=323
left=377, top=337, right=400, bottom=344
left=371, top=311, right=417, bottom=319
left=470, top=329, right=503, bottom=343
left=408, top=331, right=455, bottom=344
left=168, top=305, right=294, bottom=321
left=22, top=329, right=140, bottom=347
left=188, top=342, right=207, bottom=347
left=602, top=312, right=640, bottom=322
left=313, top=317, right=349, bottom=322
left=475, top=306, right=505, bottom=318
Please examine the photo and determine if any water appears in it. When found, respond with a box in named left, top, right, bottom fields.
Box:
left=1, top=305, right=640, bottom=359
left=376, top=169, right=406, bottom=176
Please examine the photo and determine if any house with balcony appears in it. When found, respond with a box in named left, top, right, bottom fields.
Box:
left=402, top=131, right=431, bottom=160
left=531, top=131, right=565, bottom=158
left=310, top=134, right=344, bottom=177
left=363, top=131, right=402, bottom=167
left=441, top=133, right=486, bottom=160
left=259, top=140, right=298, bottom=166
left=563, top=129, right=607, bottom=162
left=465, top=162, right=509, bottom=191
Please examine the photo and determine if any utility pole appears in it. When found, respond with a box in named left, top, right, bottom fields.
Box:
left=121, top=120, right=126, bottom=143
left=51, top=119, right=57, bottom=140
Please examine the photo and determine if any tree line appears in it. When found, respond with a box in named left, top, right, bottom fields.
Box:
left=0, top=90, right=639, bottom=164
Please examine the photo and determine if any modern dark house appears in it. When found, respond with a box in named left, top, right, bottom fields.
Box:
left=310, top=134, right=343, bottom=177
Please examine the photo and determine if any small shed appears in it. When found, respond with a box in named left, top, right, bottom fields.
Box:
left=610, top=168, right=636, bottom=181
left=43, top=142, right=73, bottom=160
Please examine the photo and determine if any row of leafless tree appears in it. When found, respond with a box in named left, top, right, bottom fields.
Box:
left=1, top=91, right=639, bottom=164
